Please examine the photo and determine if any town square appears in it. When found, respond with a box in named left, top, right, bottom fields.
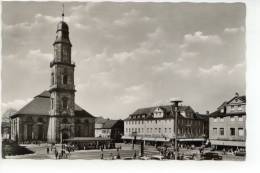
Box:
left=2, top=1, right=246, bottom=161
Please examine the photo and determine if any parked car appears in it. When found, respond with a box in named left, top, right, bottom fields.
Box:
left=150, top=155, right=166, bottom=160
left=201, top=152, right=222, bottom=160
left=235, top=151, right=246, bottom=156
left=182, top=154, right=195, bottom=160
left=123, top=157, right=134, bottom=160
left=139, top=156, right=151, bottom=160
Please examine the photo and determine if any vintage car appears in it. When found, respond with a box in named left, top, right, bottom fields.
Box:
left=201, top=152, right=222, bottom=160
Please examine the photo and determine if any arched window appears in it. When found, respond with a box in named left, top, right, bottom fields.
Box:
left=62, top=118, right=68, bottom=124
left=62, top=75, right=68, bottom=85
left=62, top=97, right=68, bottom=109
left=51, top=73, right=54, bottom=85
left=38, top=117, right=43, bottom=123
left=51, top=98, right=54, bottom=109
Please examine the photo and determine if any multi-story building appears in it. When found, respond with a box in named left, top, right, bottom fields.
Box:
left=95, top=117, right=124, bottom=142
left=122, top=105, right=208, bottom=146
left=209, top=93, right=246, bottom=149
left=10, top=12, right=95, bottom=144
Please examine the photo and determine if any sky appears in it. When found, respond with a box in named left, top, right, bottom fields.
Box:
left=1, top=1, right=246, bottom=119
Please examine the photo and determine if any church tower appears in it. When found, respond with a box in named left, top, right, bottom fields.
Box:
left=47, top=8, right=76, bottom=143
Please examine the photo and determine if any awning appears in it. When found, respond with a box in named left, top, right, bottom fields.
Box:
left=64, top=137, right=113, bottom=142
left=122, top=136, right=170, bottom=142
left=210, top=139, right=245, bottom=147
left=178, top=138, right=206, bottom=142
left=121, top=136, right=134, bottom=140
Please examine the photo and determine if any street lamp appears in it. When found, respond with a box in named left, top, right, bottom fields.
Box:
left=170, top=98, right=182, bottom=160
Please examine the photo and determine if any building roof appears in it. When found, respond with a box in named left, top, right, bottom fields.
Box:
left=209, top=110, right=245, bottom=117
left=210, top=94, right=246, bottom=118
left=11, top=90, right=94, bottom=118
left=125, top=105, right=202, bottom=120
left=95, top=116, right=108, bottom=124
left=103, top=120, right=121, bottom=129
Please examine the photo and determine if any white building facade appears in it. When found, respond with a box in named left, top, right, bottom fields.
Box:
left=123, top=105, right=208, bottom=145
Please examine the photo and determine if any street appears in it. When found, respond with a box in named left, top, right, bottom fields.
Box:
left=5, top=143, right=245, bottom=161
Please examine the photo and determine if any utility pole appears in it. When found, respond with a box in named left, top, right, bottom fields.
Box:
left=170, top=98, right=182, bottom=160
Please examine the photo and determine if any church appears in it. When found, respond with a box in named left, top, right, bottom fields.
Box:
left=10, top=13, right=95, bottom=144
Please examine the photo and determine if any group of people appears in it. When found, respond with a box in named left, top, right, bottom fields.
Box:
left=100, top=146, right=122, bottom=160
left=46, top=144, right=74, bottom=159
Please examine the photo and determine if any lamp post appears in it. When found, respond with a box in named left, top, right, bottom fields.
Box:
left=170, top=98, right=182, bottom=160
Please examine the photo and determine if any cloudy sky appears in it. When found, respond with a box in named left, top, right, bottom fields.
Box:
left=1, top=1, right=245, bottom=119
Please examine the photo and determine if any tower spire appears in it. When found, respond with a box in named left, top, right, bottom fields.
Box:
left=62, top=3, right=64, bottom=21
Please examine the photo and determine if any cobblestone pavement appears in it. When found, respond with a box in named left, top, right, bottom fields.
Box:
left=5, top=143, right=245, bottom=161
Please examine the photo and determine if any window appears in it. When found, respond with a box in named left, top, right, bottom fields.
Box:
left=178, top=128, right=181, bottom=135
left=141, top=128, right=143, bottom=133
left=220, top=128, right=224, bottom=136
left=231, top=105, right=235, bottom=110
left=238, top=128, right=244, bottom=136
left=138, top=128, right=140, bottom=133
left=238, top=116, right=243, bottom=121
left=150, top=128, right=152, bottom=133
left=62, top=75, right=68, bottom=85
left=169, top=128, right=171, bottom=133
left=62, top=97, right=68, bottom=109
left=230, top=128, right=235, bottom=136
left=51, top=98, right=54, bottom=109
left=38, top=117, right=43, bottom=123
left=126, top=128, right=128, bottom=133
left=51, top=73, right=54, bottom=85
left=165, top=128, right=167, bottom=133
left=62, top=118, right=68, bottom=124
left=230, top=116, right=235, bottom=121
left=159, top=128, right=161, bottom=133
left=213, top=128, right=218, bottom=135
left=147, top=128, right=149, bottom=133
left=238, top=105, right=242, bottom=111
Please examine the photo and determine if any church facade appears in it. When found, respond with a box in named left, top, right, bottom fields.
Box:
left=10, top=17, right=95, bottom=144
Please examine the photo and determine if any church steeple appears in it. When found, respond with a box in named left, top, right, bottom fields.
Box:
left=49, top=5, right=75, bottom=117
left=62, top=3, right=64, bottom=21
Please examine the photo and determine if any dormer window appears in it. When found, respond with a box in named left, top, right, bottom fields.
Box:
left=231, top=105, right=235, bottom=111
left=220, top=108, right=224, bottom=113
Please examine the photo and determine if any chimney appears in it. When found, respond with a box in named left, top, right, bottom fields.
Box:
left=235, top=92, right=239, bottom=97
left=206, top=111, right=210, bottom=115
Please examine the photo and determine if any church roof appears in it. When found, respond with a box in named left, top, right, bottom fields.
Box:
left=12, top=90, right=94, bottom=118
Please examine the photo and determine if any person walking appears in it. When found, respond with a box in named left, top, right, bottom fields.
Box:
left=55, top=149, right=58, bottom=159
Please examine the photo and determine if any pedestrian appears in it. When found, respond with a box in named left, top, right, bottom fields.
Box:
left=46, top=147, right=49, bottom=154
left=100, top=152, right=104, bottom=160
left=133, top=150, right=137, bottom=159
left=55, top=150, right=58, bottom=159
